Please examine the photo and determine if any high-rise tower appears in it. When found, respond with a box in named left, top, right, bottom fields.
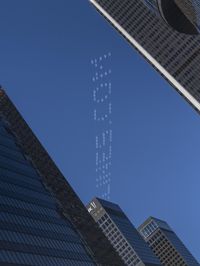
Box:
left=0, top=89, right=123, bottom=265
left=138, top=217, right=199, bottom=266
left=87, top=198, right=161, bottom=266
left=89, top=0, right=200, bottom=113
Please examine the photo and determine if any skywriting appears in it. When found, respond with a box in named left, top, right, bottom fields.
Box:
left=89, top=0, right=200, bottom=113
left=91, top=53, right=112, bottom=200
left=88, top=1, right=200, bottom=265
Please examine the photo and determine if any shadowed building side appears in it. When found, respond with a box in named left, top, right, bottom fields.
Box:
left=0, top=89, right=124, bottom=266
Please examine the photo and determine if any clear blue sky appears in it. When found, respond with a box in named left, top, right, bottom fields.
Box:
left=0, top=0, right=199, bottom=261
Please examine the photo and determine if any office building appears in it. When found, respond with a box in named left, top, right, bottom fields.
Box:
left=0, top=89, right=123, bottom=265
left=89, top=0, right=200, bottom=113
left=87, top=198, right=161, bottom=266
left=138, top=217, right=199, bottom=266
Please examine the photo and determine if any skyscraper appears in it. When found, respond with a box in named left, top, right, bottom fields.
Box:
left=138, top=217, right=199, bottom=266
left=89, top=0, right=200, bottom=113
left=87, top=198, right=161, bottom=266
left=0, top=89, right=123, bottom=265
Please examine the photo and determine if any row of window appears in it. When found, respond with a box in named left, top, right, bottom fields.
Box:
left=1, top=221, right=80, bottom=247
left=0, top=142, right=26, bottom=161
left=0, top=229, right=87, bottom=254
left=0, top=123, right=13, bottom=137
left=0, top=187, right=55, bottom=211
left=0, top=250, right=95, bottom=266
left=140, top=220, right=158, bottom=239
left=0, top=134, right=20, bottom=151
left=0, top=167, right=43, bottom=187
left=0, top=142, right=29, bottom=165
left=0, top=212, right=77, bottom=238
left=0, top=173, right=47, bottom=195
left=0, top=203, right=68, bottom=226
left=0, top=195, right=58, bottom=218
left=0, top=180, right=53, bottom=204
left=0, top=154, right=38, bottom=178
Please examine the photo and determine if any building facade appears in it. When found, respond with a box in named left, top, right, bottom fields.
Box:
left=138, top=217, right=199, bottom=266
left=0, top=89, right=123, bottom=266
left=89, top=0, right=200, bottom=113
left=142, top=0, right=200, bottom=34
left=87, top=198, right=161, bottom=266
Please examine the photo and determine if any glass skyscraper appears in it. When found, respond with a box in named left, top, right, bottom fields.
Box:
left=138, top=217, right=199, bottom=266
left=0, top=89, right=123, bottom=266
left=89, top=0, right=200, bottom=113
left=87, top=198, right=161, bottom=266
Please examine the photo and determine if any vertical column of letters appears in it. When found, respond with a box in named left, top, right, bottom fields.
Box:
left=91, top=52, right=112, bottom=200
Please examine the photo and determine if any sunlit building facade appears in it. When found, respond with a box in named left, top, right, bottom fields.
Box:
left=89, top=0, right=200, bottom=113
left=138, top=217, right=199, bottom=266
left=87, top=198, right=161, bottom=266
